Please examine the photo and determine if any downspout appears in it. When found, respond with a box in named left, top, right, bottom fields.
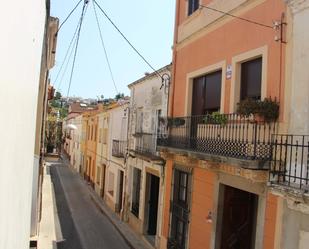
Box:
left=169, top=0, right=180, bottom=117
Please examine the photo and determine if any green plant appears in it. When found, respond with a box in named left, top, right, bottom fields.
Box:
left=258, top=97, right=279, bottom=122
left=167, top=117, right=185, bottom=127
left=236, top=98, right=260, bottom=116
left=203, top=112, right=228, bottom=125
left=237, top=97, right=279, bottom=122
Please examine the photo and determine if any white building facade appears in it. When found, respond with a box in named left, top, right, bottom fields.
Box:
left=104, top=102, right=129, bottom=217
left=125, top=65, right=171, bottom=248
left=0, top=0, right=56, bottom=248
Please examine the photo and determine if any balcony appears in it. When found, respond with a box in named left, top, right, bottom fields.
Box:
left=270, top=135, right=309, bottom=191
left=134, top=133, right=162, bottom=161
left=112, top=140, right=127, bottom=158
left=157, top=114, right=277, bottom=163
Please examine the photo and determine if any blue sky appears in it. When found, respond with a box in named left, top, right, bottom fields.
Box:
left=50, top=0, right=176, bottom=99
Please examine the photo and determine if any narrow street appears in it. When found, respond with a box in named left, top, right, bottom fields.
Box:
left=49, top=159, right=130, bottom=249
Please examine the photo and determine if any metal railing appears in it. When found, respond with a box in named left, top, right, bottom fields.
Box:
left=112, top=140, right=127, bottom=158
left=270, top=135, right=309, bottom=190
left=135, top=133, right=157, bottom=157
left=157, top=114, right=277, bottom=160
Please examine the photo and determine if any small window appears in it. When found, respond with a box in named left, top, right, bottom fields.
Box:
left=188, top=0, right=199, bottom=16
left=102, top=129, right=108, bottom=144
left=240, top=57, right=262, bottom=101
left=131, top=168, right=141, bottom=217
left=94, top=125, right=97, bottom=141
left=98, top=128, right=102, bottom=143
left=108, top=171, right=115, bottom=196
left=96, top=166, right=101, bottom=185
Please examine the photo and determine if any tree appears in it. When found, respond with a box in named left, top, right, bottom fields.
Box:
left=115, top=93, right=124, bottom=100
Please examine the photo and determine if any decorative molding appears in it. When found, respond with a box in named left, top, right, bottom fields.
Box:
left=285, top=0, right=309, bottom=14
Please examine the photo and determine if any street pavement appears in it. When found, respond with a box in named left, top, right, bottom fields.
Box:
left=49, top=160, right=130, bottom=249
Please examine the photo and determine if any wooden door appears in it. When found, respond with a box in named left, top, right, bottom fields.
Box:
left=220, top=186, right=258, bottom=249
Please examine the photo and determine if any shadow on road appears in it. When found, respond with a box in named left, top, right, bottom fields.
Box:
left=50, top=165, right=84, bottom=249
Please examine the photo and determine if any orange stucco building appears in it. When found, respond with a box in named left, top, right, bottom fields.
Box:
left=158, top=1, right=290, bottom=249
left=82, top=108, right=100, bottom=187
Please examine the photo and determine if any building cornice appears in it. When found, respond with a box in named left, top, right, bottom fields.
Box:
left=285, top=0, right=309, bottom=14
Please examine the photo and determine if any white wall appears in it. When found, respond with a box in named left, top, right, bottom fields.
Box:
left=0, top=0, right=47, bottom=248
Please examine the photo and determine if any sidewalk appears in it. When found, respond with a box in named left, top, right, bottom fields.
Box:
left=37, top=161, right=62, bottom=249
left=86, top=182, right=152, bottom=249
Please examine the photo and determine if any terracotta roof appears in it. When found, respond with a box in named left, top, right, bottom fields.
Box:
left=68, top=102, right=97, bottom=114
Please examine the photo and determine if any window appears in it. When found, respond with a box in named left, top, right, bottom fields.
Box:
left=94, top=125, right=97, bottom=141
left=108, top=171, right=115, bottom=196
left=188, top=0, right=199, bottom=16
left=169, top=169, right=191, bottom=249
left=102, top=129, right=108, bottom=144
left=240, top=57, right=262, bottom=100
left=87, top=125, right=90, bottom=140
left=136, top=109, right=143, bottom=133
left=99, top=128, right=102, bottom=143
left=131, top=168, right=141, bottom=217
left=96, top=166, right=101, bottom=185
left=191, top=70, right=222, bottom=115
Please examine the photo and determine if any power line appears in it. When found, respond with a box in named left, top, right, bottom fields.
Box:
left=92, top=1, right=119, bottom=94
left=66, top=1, right=89, bottom=98
left=93, top=0, right=163, bottom=80
left=57, top=34, right=79, bottom=92
left=56, top=0, right=83, bottom=35
left=199, top=4, right=273, bottom=29
left=54, top=16, right=83, bottom=89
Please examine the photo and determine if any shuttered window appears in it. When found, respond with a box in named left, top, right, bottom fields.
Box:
left=192, top=70, right=222, bottom=115
left=240, top=57, right=262, bottom=101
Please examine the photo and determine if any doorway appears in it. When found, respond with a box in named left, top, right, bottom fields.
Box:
left=218, top=185, right=258, bottom=249
left=146, top=174, right=160, bottom=237
left=101, top=164, right=106, bottom=199
left=117, top=170, right=124, bottom=213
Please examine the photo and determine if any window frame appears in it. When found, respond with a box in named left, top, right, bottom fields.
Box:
left=131, top=167, right=142, bottom=217
left=230, top=46, right=268, bottom=112
left=188, top=0, right=199, bottom=16
left=185, top=61, right=226, bottom=116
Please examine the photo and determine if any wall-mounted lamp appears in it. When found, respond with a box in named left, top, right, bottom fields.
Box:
left=206, top=211, right=213, bottom=223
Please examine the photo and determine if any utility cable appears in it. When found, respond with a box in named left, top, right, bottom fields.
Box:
left=93, top=0, right=163, bottom=79
left=56, top=0, right=83, bottom=35
left=92, top=1, right=119, bottom=94
left=66, top=1, right=89, bottom=98
left=54, top=16, right=83, bottom=89
left=57, top=33, right=79, bottom=92
left=199, top=4, right=273, bottom=29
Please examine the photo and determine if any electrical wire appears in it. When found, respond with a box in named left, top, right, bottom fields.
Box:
left=54, top=17, right=83, bottom=89
left=199, top=4, right=273, bottom=29
left=57, top=36, right=79, bottom=92
left=93, top=0, right=163, bottom=80
left=56, top=0, right=83, bottom=35
left=92, top=1, right=119, bottom=94
left=66, top=1, right=89, bottom=98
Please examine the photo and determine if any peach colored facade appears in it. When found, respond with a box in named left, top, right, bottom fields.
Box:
left=83, top=110, right=99, bottom=187
left=170, top=0, right=286, bottom=117
left=159, top=1, right=292, bottom=249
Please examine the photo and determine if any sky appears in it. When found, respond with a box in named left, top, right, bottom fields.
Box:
left=50, top=0, right=176, bottom=99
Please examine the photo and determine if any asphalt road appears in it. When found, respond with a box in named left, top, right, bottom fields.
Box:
left=50, top=160, right=130, bottom=249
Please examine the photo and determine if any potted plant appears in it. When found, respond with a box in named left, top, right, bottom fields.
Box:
left=203, top=112, right=228, bottom=125
left=167, top=117, right=185, bottom=127
left=237, top=97, right=279, bottom=122
left=258, top=97, right=279, bottom=122
left=236, top=98, right=259, bottom=117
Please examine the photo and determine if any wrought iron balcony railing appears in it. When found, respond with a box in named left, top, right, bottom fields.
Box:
left=135, top=133, right=158, bottom=157
left=112, top=140, right=127, bottom=158
left=157, top=114, right=277, bottom=161
left=270, top=135, right=309, bottom=191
